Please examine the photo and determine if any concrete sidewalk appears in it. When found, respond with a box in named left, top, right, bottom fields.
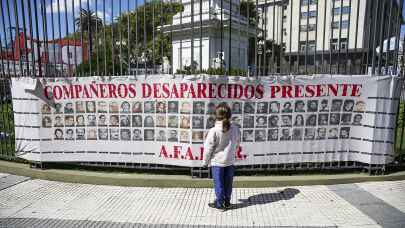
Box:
left=1, top=173, right=405, bottom=227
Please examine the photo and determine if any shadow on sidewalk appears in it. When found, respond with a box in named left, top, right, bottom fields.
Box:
left=229, top=188, right=300, bottom=210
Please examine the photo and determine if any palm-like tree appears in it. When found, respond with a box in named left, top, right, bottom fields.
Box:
left=75, top=9, right=103, bottom=55
left=75, top=9, right=103, bottom=34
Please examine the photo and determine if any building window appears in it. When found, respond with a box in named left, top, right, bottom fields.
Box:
left=330, top=38, right=348, bottom=50
left=332, top=20, right=349, bottom=29
left=333, top=6, right=351, bottom=15
left=301, top=11, right=317, bottom=18
left=300, top=24, right=316, bottom=32
left=301, top=0, right=317, bottom=6
left=300, top=40, right=316, bottom=52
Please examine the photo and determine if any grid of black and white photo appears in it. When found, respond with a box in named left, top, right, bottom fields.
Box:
left=40, top=100, right=217, bottom=143
left=240, top=99, right=365, bottom=142
left=40, top=98, right=365, bottom=143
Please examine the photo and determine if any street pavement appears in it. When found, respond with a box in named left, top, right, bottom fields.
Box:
left=0, top=172, right=404, bottom=228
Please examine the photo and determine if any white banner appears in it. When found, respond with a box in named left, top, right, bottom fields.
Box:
left=11, top=74, right=402, bottom=167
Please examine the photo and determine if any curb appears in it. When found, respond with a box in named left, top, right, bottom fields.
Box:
left=1, top=160, right=405, bottom=188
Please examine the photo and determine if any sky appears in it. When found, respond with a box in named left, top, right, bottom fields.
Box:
left=1, top=0, right=405, bottom=47
left=0, top=0, right=143, bottom=46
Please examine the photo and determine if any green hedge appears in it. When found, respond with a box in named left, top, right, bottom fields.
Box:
left=0, top=102, right=15, bottom=158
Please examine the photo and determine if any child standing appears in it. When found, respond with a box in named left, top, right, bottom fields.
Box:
left=202, top=103, right=241, bottom=211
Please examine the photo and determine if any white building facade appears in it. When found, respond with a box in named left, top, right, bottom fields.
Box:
left=160, top=0, right=256, bottom=73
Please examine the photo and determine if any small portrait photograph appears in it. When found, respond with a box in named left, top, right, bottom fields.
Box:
left=168, top=115, right=179, bottom=128
left=305, top=114, right=317, bottom=126
left=144, top=129, right=155, bottom=141
left=41, top=104, right=51, bottom=114
left=330, top=113, right=341, bottom=125
left=180, top=116, right=191, bottom=129
left=156, top=115, right=167, bottom=127
left=328, top=128, right=339, bottom=139
left=257, top=102, right=268, bottom=114
left=281, top=115, right=292, bottom=127
left=294, top=114, right=304, bottom=127
left=132, top=115, right=143, bottom=127
left=120, top=129, right=131, bottom=141
left=144, top=101, right=156, bottom=113
left=255, top=130, right=266, bottom=142
left=193, top=101, right=205, bottom=114
left=168, top=101, right=179, bottom=113
left=268, top=115, right=279, bottom=128
left=109, top=115, right=119, bottom=126
left=353, top=114, right=363, bottom=125
left=65, top=115, right=75, bottom=127
left=294, top=100, right=305, bottom=112
left=109, top=129, right=119, bottom=140
left=192, top=116, right=204, bottom=129
left=243, top=102, right=255, bottom=114
left=243, top=116, right=254, bottom=128
left=269, top=101, right=280, bottom=113
left=87, top=115, right=97, bottom=126
left=86, top=101, right=96, bottom=113
left=97, top=101, right=108, bottom=113
left=54, top=103, right=63, bottom=114
left=98, top=114, right=107, bottom=126
left=156, top=129, right=167, bottom=141
left=180, top=130, right=190, bottom=143
left=331, top=99, right=343, bottom=112
left=192, top=131, right=204, bottom=142
left=144, top=115, right=155, bottom=128
left=132, top=129, right=143, bottom=141
left=64, top=102, right=74, bottom=114
left=65, top=129, right=74, bottom=140
left=354, top=101, right=366, bottom=112
left=292, top=128, right=303, bottom=141
left=156, top=101, right=167, bottom=114
left=340, top=127, right=350, bottom=139
left=280, top=128, right=291, bottom=141
left=231, top=116, right=242, bottom=128
left=109, top=101, right=119, bottom=113
left=168, top=129, right=178, bottom=142
left=319, top=99, right=329, bottom=112
left=54, top=116, right=64, bottom=127
left=207, top=102, right=216, bottom=115
left=256, top=116, right=267, bottom=128
left=180, top=101, right=191, bottom=114
left=268, top=129, right=279, bottom=141
left=317, top=128, right=327, bottom=140
left=132, top=101, right=143, bottom=113
left=242, top=130, right=254, bottom=142
left=76, top=101, right=85, bottom=113
left=341, top=113, right=352, bottom=125
left=281, top=102, right=293, bottom=113
left=304, top=128, right=315, bottom=140
left=120, top=101, right=131, bottom=113
left=120, top=115, right=130, bottom=127
left=54, top=128, right=64, bottom=140
left=343, top=100, right=355, bottom=112
left=307, top=100, right=318, bottom=112
left=87, top=128, right=97, bottom=140
left=318, top=114, right=329, bottom=125
left=206, top=116, right=216, bottom=129
left=98, top=128, right=108, bottom=140
left=76, top=115, right=85, bottom=126
left=231, top=102, right=242, bottom=114
left=76, top=128, right=86, bottom=140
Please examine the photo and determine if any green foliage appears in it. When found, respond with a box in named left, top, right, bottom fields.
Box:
left=396, top=102, right=405, bottom=158
left=176, top=67, right=247, bottom=76
left=76, top=1, right=183, bottom=75
left=0, top=102, right=15, bottom=157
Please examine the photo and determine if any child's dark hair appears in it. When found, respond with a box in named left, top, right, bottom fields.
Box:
left=215, top=102, right=232, bottom=132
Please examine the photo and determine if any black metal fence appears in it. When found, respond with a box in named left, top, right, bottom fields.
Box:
left=0, top=0, right=405, bottom=175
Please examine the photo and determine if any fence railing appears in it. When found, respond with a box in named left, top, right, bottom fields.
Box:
left=0, top=0, right=405, bottom=174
